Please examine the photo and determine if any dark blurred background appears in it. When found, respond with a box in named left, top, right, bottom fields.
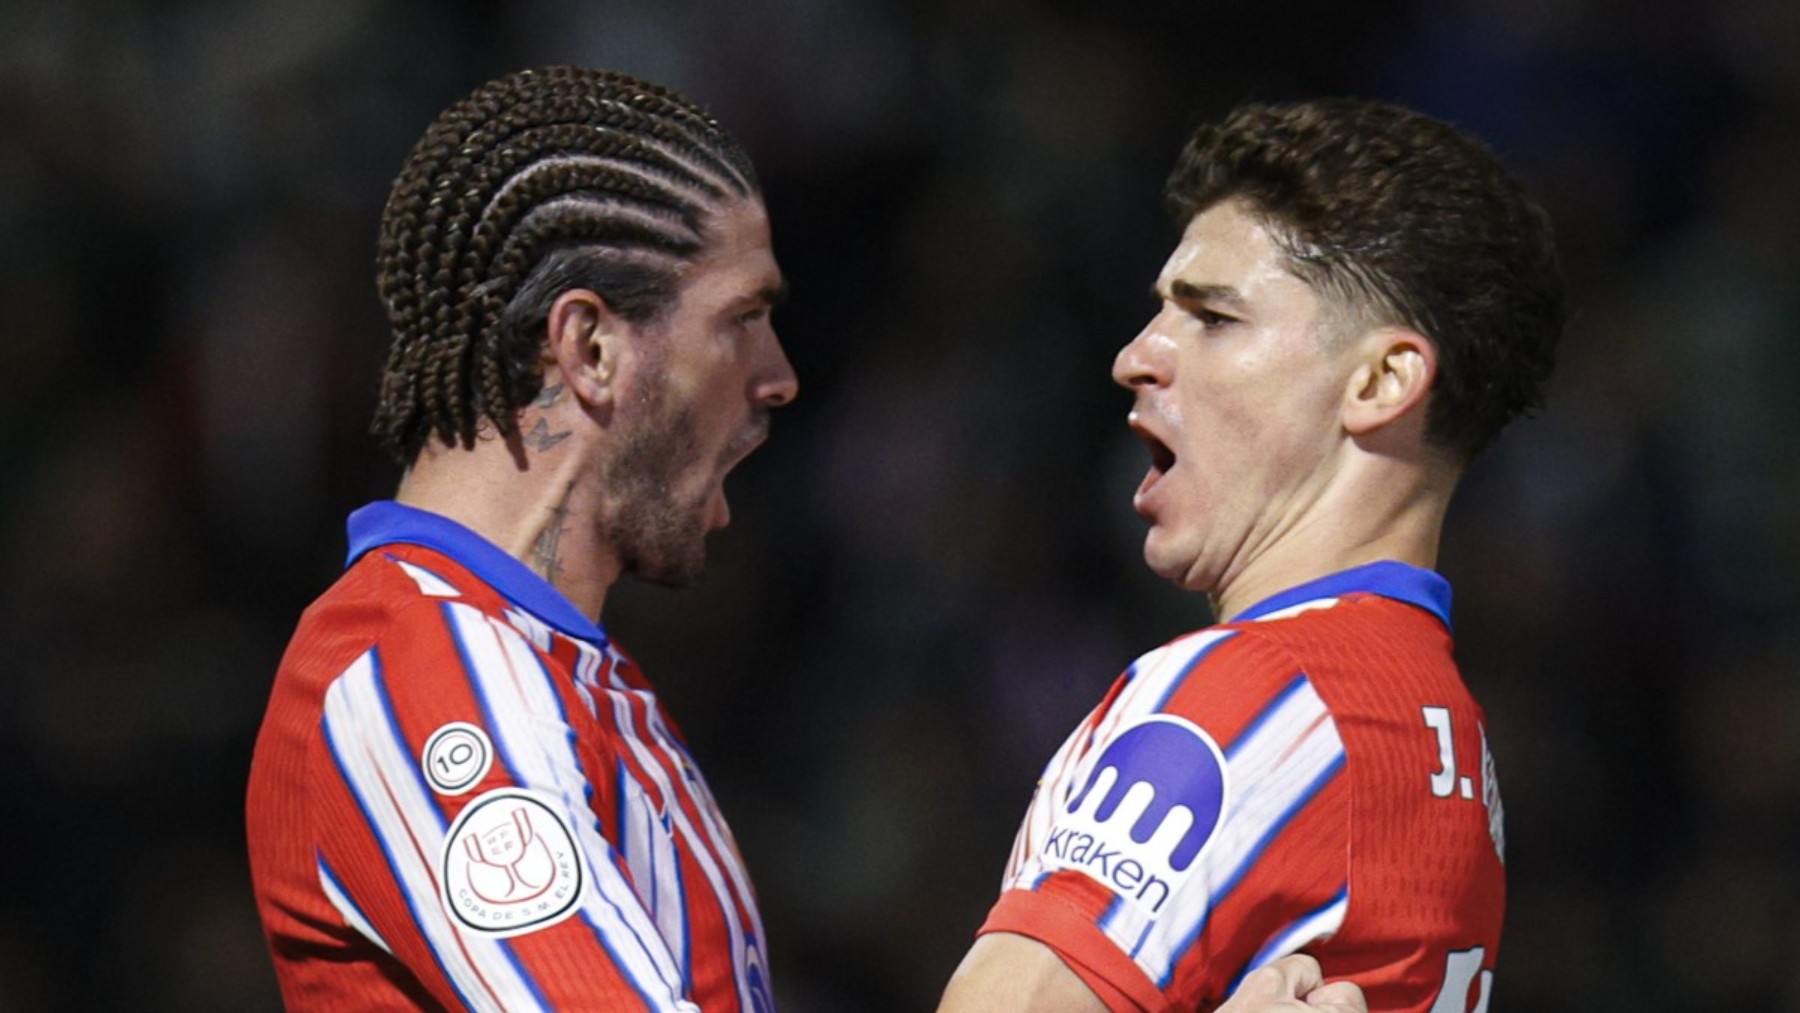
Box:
left=4, top=0, right=1797, bottom=1009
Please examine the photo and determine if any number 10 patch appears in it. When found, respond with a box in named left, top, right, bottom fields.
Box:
left=423, top=722, right=495, bottom=796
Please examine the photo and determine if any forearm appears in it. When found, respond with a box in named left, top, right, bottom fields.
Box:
left=938, top=933, right=1112, bottom=1013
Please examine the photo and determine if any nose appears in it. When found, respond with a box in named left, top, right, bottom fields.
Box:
left=756, top=328, right=799, bottom=408
left=1112, top=317, right=1166, bottom=391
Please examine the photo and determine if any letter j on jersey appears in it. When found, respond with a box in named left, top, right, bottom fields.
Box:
left=1043, top=716, right=1228, bottom=914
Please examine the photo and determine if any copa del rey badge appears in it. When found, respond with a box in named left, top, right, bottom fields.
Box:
left=441, top=788, right=584, bottom=936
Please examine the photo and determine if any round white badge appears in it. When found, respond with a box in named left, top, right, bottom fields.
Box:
left=441, top=788, right=584, bottom=937
left=422, top=722, right=494, bottom=796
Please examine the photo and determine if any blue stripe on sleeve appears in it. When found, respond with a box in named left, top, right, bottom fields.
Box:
left=576, top=911, right=665, bottom=1011
left=1224, top=675, right=1308, bottom=760
left=1156, top=752, right=1347, bottom=989
left=323, top=651, right=475, bottom=1010
left=445, top=603, right=685, bottom=1006
left=673, top=831, right=693, bottom=993
left=1151, top=632, right=1237, bottom=713
left=438, top=602, right=526, bottom=786
left=1097, top=892, right=1124, bottom=933
left=316, top=854, right=385, bottom=950
left=368, top=651, right=450, bottom=832
left=1226, top=884, right=1350, bottom=995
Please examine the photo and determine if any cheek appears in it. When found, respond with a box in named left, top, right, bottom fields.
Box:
left=1175, top=378, right=1263, bottom=452
left=698, top=346, right=756, bottom=399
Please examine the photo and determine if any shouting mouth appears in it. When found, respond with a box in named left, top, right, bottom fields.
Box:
left=1129, top=414, right=1176, bottom=509
left=710, top=415, right=773, bottom=530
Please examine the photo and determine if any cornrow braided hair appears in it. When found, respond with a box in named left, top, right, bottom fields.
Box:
left=372, top=65, right=760, bottom=463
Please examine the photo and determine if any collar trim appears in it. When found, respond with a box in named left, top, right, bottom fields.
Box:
left=1233, top=561, right=1453, bottom=630
left=346, top=500, right=608, bottom=643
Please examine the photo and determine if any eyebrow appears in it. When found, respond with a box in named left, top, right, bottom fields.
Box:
left=1161, top=279, right=1248, bottom=311
left=725, top=281, right=789, bottom=317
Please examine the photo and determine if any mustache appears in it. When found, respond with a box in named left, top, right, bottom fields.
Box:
left=717, top=411, right=772, bottom=465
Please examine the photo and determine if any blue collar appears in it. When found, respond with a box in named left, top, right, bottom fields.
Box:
left=1233, top=560, right=1453, bottom=630
left=345, top=500, right=609, bottom=644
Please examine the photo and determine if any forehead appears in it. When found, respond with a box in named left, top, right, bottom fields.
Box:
left=685, top=198, right=781, bottom=298
left=1157, top=199, right=1308, bottom=303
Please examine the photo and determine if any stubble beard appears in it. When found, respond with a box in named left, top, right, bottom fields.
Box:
left=605, top=380, right=710, bottom=588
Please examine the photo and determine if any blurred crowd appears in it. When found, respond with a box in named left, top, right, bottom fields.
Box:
left=2, top=0, right=1796, bottom=1009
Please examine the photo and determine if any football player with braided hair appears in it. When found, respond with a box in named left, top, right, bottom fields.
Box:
left=247, top=66, right=794, bottom=1011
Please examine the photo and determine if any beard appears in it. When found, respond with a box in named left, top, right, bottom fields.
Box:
left=603, top=372, right=770, bottom=589
left=605, top=385, right=711, bottom=588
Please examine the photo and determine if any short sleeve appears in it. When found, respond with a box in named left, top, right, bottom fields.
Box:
left=980, top=628, right=1353, bottom=1009
left=309, top=597, right=699, bottom=1011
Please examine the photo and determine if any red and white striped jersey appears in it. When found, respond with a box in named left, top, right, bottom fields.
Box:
left=247, top=501, right=774, bottom=1012
left=981, top=562, right=1505, bottom=1013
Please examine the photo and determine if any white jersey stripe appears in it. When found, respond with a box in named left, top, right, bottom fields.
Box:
left=1004, top=635, right=1235, bottom=895
left=323, top=651, right=507, bottom=1010
left=1210, top=752, right=1345, bottom=905
left=600, top=665, right=757, bottom=1012
left=1008, top=705, right=1099, bottom=884
left=396, top=559, right=462, bottom=598
left=442, top=603, right=695, bottom=1010
left=1141, top=678, right=1345, bottom=985
left=362, top=648, right=561, bottom=1011
left=1248, top=597, right=1341, bottom=623
left=1223, top=676, right=1310, bottom=763
left=643, top=702, right=767, bottom=945
left=1230, top=886, right=1349, bottom=993
left=485, top=609, right=702, bottom=1012
left=568, top=908, right=673, bottom=1011
left=1006, top=664, right=1346, bottom=989
left=318, top=855, right=392, bottom=955
left=1145, top=631, right=1237, bottom=713
left=619, top=757, right=694, bottom=989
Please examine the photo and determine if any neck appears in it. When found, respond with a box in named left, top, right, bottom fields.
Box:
left=396, top=420, right=618, bottom=621
left=1211, top=444, right=1456, bottom=622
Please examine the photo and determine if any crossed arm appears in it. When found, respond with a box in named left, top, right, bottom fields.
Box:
left=937, top=933, right=1364, bottom=1013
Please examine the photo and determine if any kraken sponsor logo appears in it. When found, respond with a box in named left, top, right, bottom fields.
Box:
left=1042, top=716, right=1228, bottom=915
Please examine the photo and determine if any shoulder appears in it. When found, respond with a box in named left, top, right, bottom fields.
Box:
left=1233, top=591, right=1449, bottom=655
left=306, top=545, right=523, bottom=641
left=1232, top=594, right=1469, bottom=722
left=1109, top=622, right=1321, bottom=736
left=283, top=546, right=560, bottom=713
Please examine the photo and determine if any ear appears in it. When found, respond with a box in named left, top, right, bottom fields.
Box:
left=1341, top=327, right=1437, bottom=437
left=542, top=288, right=626, bottom=410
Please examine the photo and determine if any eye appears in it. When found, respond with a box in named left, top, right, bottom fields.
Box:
left=736, top=306, right=771, bottom=328
left=1192, top=307, right=1237, bottom=329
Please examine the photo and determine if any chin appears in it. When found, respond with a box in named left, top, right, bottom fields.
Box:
left=1140, top=534, right=1185, bottom=582
left=625, top=535, right=709, bottom=589
left=651, top=542, right=709, bottom=585
left=1143, top=543, right=1216, bottom=595
left=631, top=559, right=704, bottom=589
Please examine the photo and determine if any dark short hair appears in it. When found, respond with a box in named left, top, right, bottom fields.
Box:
left=1166, top=98, right=1564, bottom=460
left=372, top=66, right=760, bottom=463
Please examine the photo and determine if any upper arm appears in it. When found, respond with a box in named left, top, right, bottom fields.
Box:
left=939, top=933, right=1113, bottom=1013
left=314, top=599, right=696, bottom=1011
left=983, top=631, right=1353, bottom=1007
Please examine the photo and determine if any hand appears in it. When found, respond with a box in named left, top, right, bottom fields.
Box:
left=1216, top=955, right=1366, bottom=1013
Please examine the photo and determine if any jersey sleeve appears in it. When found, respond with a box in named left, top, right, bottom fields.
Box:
left=980, top=628, right=1353, bottom=1012
left=306, top=597, right=700, bottom=1012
